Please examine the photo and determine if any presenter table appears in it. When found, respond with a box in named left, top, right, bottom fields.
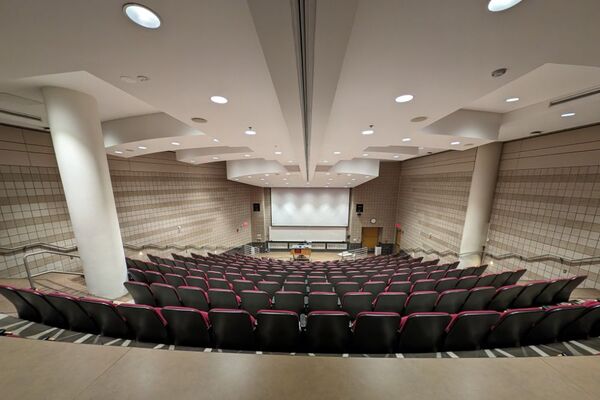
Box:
left=290, top=245, right=312, bottom=261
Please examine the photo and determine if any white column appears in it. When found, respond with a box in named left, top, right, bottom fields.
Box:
left=459, top=142, right=503, bottom=267
left=42, top=87, right=127, bottom=299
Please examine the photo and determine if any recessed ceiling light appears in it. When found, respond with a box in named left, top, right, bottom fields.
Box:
left=244, top=154, right=251, bottom=157
left=244, top=127, right=256, bottom=135
left=333, top=151, right=341, bottom=155
left=322, top=160, right=328, bottom=163
left=285, top=172, right=291, bottom=176
left=213, top=138, right=219, bottom=143
left=260, top=178, right=265, bottom=181
left=362, top=153, right=369, bottom=157
left=137, top=146, right=147, bottom=150
left=288, top=160, right=294, bottom=163
left=402, top=138, right=411, bottom=142
left=346, top=174, right=351, bottom=177
left=411, top=116, right=428, bottom=123
left=325, top=172, right=330, bottom=175
left=248, top=176, right=252, bottom=178
left=123, top=3, right=161, bottom=29
left=114, top=150, right=123, bottom=154
left=265, top=174, right=270, bottom=177
left=283, top=178, right=288, bottom=181
left=351, top=178, right=356, bottom=181
left=491, top=67, right=508, bottom=77
left=171, top=142, right=180, bottom=146
left=488, top=0, right=523, bottom=12
left=212, top=156, right=219, bottom=160
left=191, top=117, right=207, bottom=124
left=393, top=155, right=400, bottom=159
left=328, top=178, right=333, bottom=181
left=450, top=141, right=461, bottom=145
left=274, top=151, right=282, bottom=155
left=505, top=97, right=520, bottom=103
left=210, top=96, right=228, bottom=104
left=285, top=182, right=289, bottom=185
left=561, top=112, right=575, bottom=118
left=361, top=124, right=375, bottom=135
left=395, top=94, right=414, bottom=103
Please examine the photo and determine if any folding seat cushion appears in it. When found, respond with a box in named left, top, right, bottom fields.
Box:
left=472, top=265, right=488, bottom=276
left=404, top=291, right=438, bottom=315
left=443, top=311, right=501, bottom=351
left=352, top=312, right=401, bottom=354
left=523, top=305, right=587, bottom=345
left=474, top=274, right=496, bottom=288
left=461, top=287, right=496, bottom=311
left=306, top=311, right=352, bottom=353
left=144, top=271, right=166, bottom=284
left=124, top=281, right=156, bottom=306
left=373, top=292, right=407, bottom=314
left=349, top=275, right=369, bottom=286
left=511, top=281, right=549, bottom=308
left=487, top=285, right=524, bottom=311
left=256, top=281, right=282, bottom=298
left=208, top=278, right=231, bottom=290
left=177, top=286, right=210, bottom=311
left=273, top=291, right=305, bottom=315
left=162, top=306, right=211, bottom=347
left=444, top=269, right=462, bottom=279
left=240, top=290, right=271, bottom=316
left=397, top=312, right=452, bottom=353
left=553, top=275, right=587, bottom=303
left=533, top=279, right=570, bottom=306
left=209, top=309, right=256, bottom=350
left=308, top=292, right=340, bottom=312
left=158, top=264, right=174, bottom=275
left=390, top=273, right=410, bottom=282
left=387, top=281, right=411, bottom=293
left=560, top=302, right=600, bottom=340
left=285, top=281, right=307, bottom=294
left=127, top=268, right=147, bottom=283
left=427, top=270, right=446, bottom=281
left=455, top=276, right=478, bottom=290
left=410, top=279, right=436, bottom=293
left=256, top=310, right=300, bottom=352
left=310, top=282, right=334, bottom=293
left=232, top=279, right=255, bottom=294
left=171, top=267, right=189, bottom=277
left=504, top=269, right=527, bottom=286
left=0, top=285, right=41, bottom=322
left=362, top=281, right=387, bottom=296
left=409, top=272, right=428, bottom=283
left=186, top=276, right=209, bottom=291
left=117, top=304, right=169, bottom=344
left=484, top=308, right=545, bottom=348
left=434, top=289, right=469, bottom=314
left=459, top=266, right=477, bottom=277
left=150, top=283, right=182, bottom=307
left=79, top=298, right=130, bottom=338
left=490, top=271, right=513, bottom=288
left=341, top=292, right=373, bottom=319
left=15, top=288, right=68, bottom=328
left=434, top=278, right=458, bottom=293
left=208, top=289, right=240, bottom=309
left=164, top=271, right=187, bottom=285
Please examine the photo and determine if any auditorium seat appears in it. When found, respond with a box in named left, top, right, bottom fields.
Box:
left=427, top=270, right=446, bottom=281
left=461, top=287, right=496, bottom=311
left=390, top=273, right=410, bottom=282
left=397, top=313, right=452, bottom=353
left=127, top=268, right=147, bottom=283
left=45, top=292, right=99, bottom=333
left=124, top=281, right=156, bottom=306
left=209, top=309, right=256, bottom=350
left=504, top=269, right=527, bottom=285
left=387, top=281, right=411, bottom=293
left=208, top=278, right=231, bottom=290
left=273, top=291, right=305, bottom=315
left=434, top=289, right=469, bottom=313
left=409, top=272, right=428, bottom=283
left=443, top=311, right=501, bottom=351
left=117, top=304, right=169, bottom=344
left=232, top=279, right=256, bottom=294
left=485, top=308, right=545, bottom=348
left=553, top=275, right=587, bottom=303
left=341, top=292, right=373, bottom=319
left=306, top=311, right=351, bottom=353
left=475, top=274, right=496, bottom=288
left=158, top=264, right=173, bottom=275
left=162, top=306, right=211, bottom=347
left=15, top=288, right=68, bottom=328
left=256, top=310, right=300, bottom=352
left=79, top=298, right=130, bottom=338
left=0, top=285, right=41, bottom=322
left=373, top=292, right=407, bottom=314
left=487, top=285, right=524, bottom=311
left=186, top=276, right=209, bottom=291
left=560, top=302, right=600, bottom=340
left=511, top=281, right=548, bottom=308
left=171, top=266, right=189, bottom=277
left=207, top=271, right=225, bottom=280
left=310, top=282, right=334, bottom=293
left=188, top=269, right=208, bottom=279
left=434, top=278, right=458, bottom=293
left=444, top=269, right=462, bottom=279
left=240, top=290, right=271, bottom=316
left=308, top=292, right=339, bottom=312
left=256, top=281, right=282, bottom=298
left=144, top=271, right=166, bottom=284
left=533, top=279, right=569, bottom=306
left=352, top=312, right=400, bottom=353
left=411, top=279, right=436, bottom=292
left=350, top=275, right=369, bottom=286
left=362, top=281, right=387, bottom=296
left=404, top=291, right=437, bottom=315
left=208, top=288, right=240, bottom=309
left=177, top=286, right=210, bottom=311
left=459, top=266, right=477, bottom=277
left=285, top=281, right=308, bottom=294
left=245, top=273, right=263, bottom=285
left=524, top=305, right=587, bottom=345
left=455, top=276, right=478, bottom=290
left=490, top=271, right=513, bottom=288
left=472, top=265, right=488, bottom=276
left=164, top=273, right=187, bottom=288
left=150, top=283, right=183, bottom=307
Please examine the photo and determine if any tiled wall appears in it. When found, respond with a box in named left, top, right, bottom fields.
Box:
left=0, top=125, right=261, bottom=278
left=484, top=126, right=600, bottom=288
left=396, top=149, right=477, bottom=262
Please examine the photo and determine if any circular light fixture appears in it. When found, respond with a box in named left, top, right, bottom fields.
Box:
left=491, top=68, right=508, bottom=78
left=361, top=124, right=375, bottom=135
left=402, top=137, right=411, bottom=142
left=488, top=0, right=523, bottom=12
left=362, top=153, right=369, bottom=157
left=274, top=151, right=282, bottom=155
left=212, top=156, right=219, bottom=160
left=450, top=141, right=461, bottom=146
left=285, top=172, right=291, bottom=176
left=114, top=150, right=123, bottom=154
left=171, top=141, right=180, bottom=146
left=137, top=146, right=147, bottom=150
left=322, top=160, right=328, bottom=163
left=333, top=151, right=341, bottom=155
left=213, top=138, right=219, bottom=143
left=244, top=127, right=256, bottom=135
left=244, top=154, right=251, bottom=157
left=351, top=178, right=356, bottom=181
left=123, top=3, right=161, bottom=29
left=248, top=176, right=253, bottom=178
left=505, top=97, right=520, bottom=103
left=395, top=94, right=414, bottom=103
left=191, top=117, right=207, bottom=123
left=325, top=172, right=330, bottom=175
left=288, top=160, right=294, bottom=163
left=561, top=112, right=575, bottom=118
left=210, top=95, right=228, bottom=104
left=393, top=155, right=400, bottom=159
left=411, top=116, right=428, bottom=123
left=265, top=174, right=270, bottom=177
left=260, top=178, right=264, bottom=181
left=285, top=182, right=289, bottom=185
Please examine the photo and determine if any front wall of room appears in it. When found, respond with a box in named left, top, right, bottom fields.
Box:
left=0, top=125, right=261, bottom=278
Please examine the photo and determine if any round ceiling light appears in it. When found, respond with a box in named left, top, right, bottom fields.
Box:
left=171, top=142, right=180, bottom=146
left=212, top=156, right=219, bottom=160
left=114, top=150, right=123, bottom=154
left=333, top=151, right=341, bottom=155
left=244, top=127, right=256, bottom=135
left=491, top=68, right=508, bottom=78
left=274, top=151, right=282, bottom=155
left=561, top=112, right=575, bottom=118
left=137, top=146, right=147, bottom=150
left=191, top=117, right=207, bottom=123
left=362, top=153, right=369, bottom=157
left=244, top=154, right=251, bottom=157
left=361, top=124, right=375, bottom=135
left=402, top=137, right=411, bottom=142
left=123, top=3, right=161, bottom=29
left=210, top=95, right=228, bottom=104
left=450, top=141, right=461, bottom=146
left=488, top=0, right=523, bottom=12
left=505, top=97, right=520, bottom=103
left=395, top=94, right=414, bottom=103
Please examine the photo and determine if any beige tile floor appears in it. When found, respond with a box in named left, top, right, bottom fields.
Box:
left=0, top=337, right=599, bottom=400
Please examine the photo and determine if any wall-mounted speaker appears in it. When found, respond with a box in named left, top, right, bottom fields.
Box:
left=356, top=204, right=364, bottom=213
left=253, top=203, right=261, bottom=212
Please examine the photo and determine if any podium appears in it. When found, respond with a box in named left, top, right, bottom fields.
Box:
left=290, top=244, right=312, bottom=261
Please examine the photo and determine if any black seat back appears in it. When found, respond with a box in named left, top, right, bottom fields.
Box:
left=560, top=302, right=600, bottom=340
left=209, top=309, right=255, bottom=350
left=273, top=291, right=305, bottom=315
left=352, top=312, right=400, bottom=353
left=490, top=271, right=513, bottom=288
left=511, top=282, right=548, bottom=308
left=124, top=281, right=156, bottom=306
left=443, top=311, right=500, bottom=351
left=524, top=305, right=587, bottom=345
left=117, top=304, right=169, bottom=344
left=308, top=292, right=339, bottom=312
left=487, top=285, right=523, bottom=311
left=79, top=298, right=130, bottom=338
left=485, top=308, right=545, bottom=348
left=373, top=292, right=407, bottom=314
left=208, top=288, right=239, bottom=309
left=45, top=292, right=99, bottom=333
left=461, top=287, right=495, bottom=311
left=176, top=286, right=209, bottom=311
left=434, top=278, right=457, bottom=293
left=553, top=275, right=587, bottom=303
left=306, top=311, right=351, bottom=353
left=0, top=285, right=40, bottom=322
left=16, top=288, right=68, bottom=328
left=434, top=289, right=469, bottom=313
left=341, top=292, right=373, bottom=319
left=404, top=291, right=437, bottom=315
left=240, top=290, right=271, bottom=316
left=256, top=310, right=300, bottom=352
left=504, top=269, right=527, bottom=285
left=533, top=279, right=569, bottom=306
left=150, top=283, right=182, bottom=307
left=398, top=312, right=451, bottom=353
left=162, top=306, right=211, bottom=347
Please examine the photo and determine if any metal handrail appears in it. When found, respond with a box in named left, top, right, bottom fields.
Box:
left=339, top=246, right=368, bottom=261
left=23, top=250, right=84, bottom=289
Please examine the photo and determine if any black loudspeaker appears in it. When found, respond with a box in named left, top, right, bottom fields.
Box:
left=356, top=204, right=364, bottom=213
left=253, top=203, right=261, bottom=212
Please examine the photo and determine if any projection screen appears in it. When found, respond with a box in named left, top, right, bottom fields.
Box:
left=271, top=188, right=350, bottom=227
